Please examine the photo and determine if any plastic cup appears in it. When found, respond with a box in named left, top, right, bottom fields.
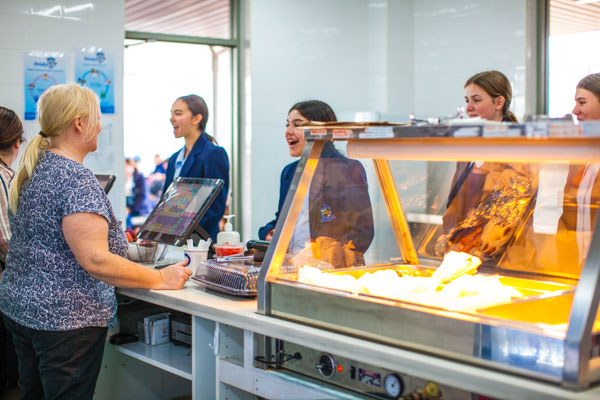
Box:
left=184, top=248, right=209, bottom=274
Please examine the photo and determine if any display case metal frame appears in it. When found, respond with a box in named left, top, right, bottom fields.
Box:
left=257, top=121, right=600, bottom=390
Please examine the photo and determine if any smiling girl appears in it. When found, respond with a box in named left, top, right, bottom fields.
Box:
left=258, top=100, right=374, bottom=268
left=163, top=95, right=229, bottom=241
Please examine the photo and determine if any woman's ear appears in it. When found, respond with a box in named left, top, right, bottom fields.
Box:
left=73, top=116, right=84, bottom=134
left=192, top=114, right=203, bottom=127
left=495, top=96, right=506, bottom=110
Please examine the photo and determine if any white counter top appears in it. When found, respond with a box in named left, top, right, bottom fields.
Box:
left=117, top=279, right=600, bottom=400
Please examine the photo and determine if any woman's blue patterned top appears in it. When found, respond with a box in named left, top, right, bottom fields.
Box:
left=0, top=151, right=127, bottom=330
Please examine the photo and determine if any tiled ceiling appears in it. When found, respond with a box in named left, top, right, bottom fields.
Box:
left=125, top=0, right=231, bottom=39
left=550, top=0, right=600, bottom=36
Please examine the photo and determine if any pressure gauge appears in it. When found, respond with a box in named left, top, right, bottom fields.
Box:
left=384, top=374, right=403, bottom=398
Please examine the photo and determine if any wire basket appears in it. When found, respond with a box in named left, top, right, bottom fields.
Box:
left=192, top=259, right=334, bottom=297
left=127, top=241, right=168, bottom=263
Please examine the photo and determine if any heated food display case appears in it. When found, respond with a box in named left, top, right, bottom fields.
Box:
left=257, top=120, right=600, bottom=397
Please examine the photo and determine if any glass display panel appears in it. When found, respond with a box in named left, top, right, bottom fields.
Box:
left=139, top=177, right=223, bottom=246
left=269, top=142, right=600, bottom=332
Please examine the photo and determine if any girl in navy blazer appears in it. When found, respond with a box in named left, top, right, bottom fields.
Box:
left=163, top=95, right=229, bottom=241
left=259, top=100, right=374, bottom=268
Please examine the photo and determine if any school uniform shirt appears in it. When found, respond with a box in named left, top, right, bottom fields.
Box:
left=163, top=133, right=229, bottom=241
left=0, top=160, right=14, bottom=266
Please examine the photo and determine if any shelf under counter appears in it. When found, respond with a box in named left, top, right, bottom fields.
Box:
left=111, top=341, right=192, bottom=381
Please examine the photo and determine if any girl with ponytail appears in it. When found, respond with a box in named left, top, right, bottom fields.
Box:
left=464, top=70, right=518, bottom=122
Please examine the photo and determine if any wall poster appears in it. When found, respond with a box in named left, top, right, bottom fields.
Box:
left=75, top=47, right=115, bottom=114
left=23, top=51, right=67, bottom=120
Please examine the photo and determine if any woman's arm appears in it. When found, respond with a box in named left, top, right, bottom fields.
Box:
left=63, top=212, right=191, bottom=289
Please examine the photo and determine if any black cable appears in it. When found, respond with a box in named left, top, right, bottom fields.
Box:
left=254, top=352, right=302, bottom=366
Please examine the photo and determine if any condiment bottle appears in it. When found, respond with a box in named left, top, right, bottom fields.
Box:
left=216, top=215, right=240, bottom=244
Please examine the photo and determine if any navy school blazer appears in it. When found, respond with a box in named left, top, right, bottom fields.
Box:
left=163, top=133, right=230, bottom=241
left=258, top=143, right=374, bottom=254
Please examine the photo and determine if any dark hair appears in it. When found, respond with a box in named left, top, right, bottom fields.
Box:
left=0, top=106, right=24, bottom=152
left=577, top=73, right=600, bottom=103
left=177, top=94, right=217, bottom=144
left=465, top=71, right=518, bottom=122
left=289, top=100, right=337, bottom=122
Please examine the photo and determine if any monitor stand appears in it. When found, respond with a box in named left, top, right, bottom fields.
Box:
left=189, top=226, right=210, bottom=245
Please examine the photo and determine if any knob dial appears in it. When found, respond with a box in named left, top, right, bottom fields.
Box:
left=315, top=353, right=335, bottom=378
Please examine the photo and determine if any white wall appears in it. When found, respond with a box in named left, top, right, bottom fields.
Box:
left=248, top=0, right=375, bottom=240
left=247, top=0, right=530, bottom=239
left=0, top=0, right=125, bottom=219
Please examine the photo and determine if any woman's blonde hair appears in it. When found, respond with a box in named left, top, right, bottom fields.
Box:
left=9, top=83, right=100, bottom=211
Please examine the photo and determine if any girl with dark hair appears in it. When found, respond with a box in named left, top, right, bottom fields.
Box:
left=258, top=100, right=374, bottom=268
left=464, top=70, right=518, bottom=122
left=163, top=95, right=230, bottom=241
left=0, top=107, right=23, bottom=272
left=0, top=106, right=22, bottom=397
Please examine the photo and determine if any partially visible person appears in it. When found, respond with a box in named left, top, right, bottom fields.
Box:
left=0, top=106, right=23, bottom=399
left=153, top=154, right=167, bottom=174
left=164, top=95, right=229, bottom=241
left=557, top=73, right=600, bottom=272
left=148, top=154, right=167, bottom=201
left=125, top=157, right=153, bottom=229
left=258, top=100, right=374, bottom=268
left=0, top=108, right=23, bottom=275
left=0, top=83, right=191, bottom=400
left=572, top=73, right=600, bottom=121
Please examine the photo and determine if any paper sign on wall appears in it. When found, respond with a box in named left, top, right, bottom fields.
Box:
left=75, top=47, right=115, bottom=114
left=23, top=51, right=67, bottom=120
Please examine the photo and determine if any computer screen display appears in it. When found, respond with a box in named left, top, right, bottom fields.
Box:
left=95, top=174, right=116, bottom=194
left=138, top=177, right=224, bottom=246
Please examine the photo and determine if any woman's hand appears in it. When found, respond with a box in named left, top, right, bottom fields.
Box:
left=157, top=262, right=192, bottom=290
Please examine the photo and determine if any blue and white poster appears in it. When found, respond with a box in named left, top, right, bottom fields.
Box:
left=23, top=51, right=67, bottom=120
left=75, top=47, right=115, bottom=114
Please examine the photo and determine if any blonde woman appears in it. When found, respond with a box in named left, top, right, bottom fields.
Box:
left=0, top=84, right=191, bottom=399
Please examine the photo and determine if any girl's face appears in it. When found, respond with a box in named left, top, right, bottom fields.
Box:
left=170, top=99, right=202, bottom=138
left=572, top=88, right=600, bottom=121
left=464, top=83, right=504, bottom=122
left=285, top=109, right=309, bottom=157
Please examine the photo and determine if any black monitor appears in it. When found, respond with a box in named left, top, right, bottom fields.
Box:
left=138, top=177, right=224, bottom=246
left=95, top=174, right=116, bottom=194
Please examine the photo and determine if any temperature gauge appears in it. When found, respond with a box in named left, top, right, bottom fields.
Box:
left=384, top=374, right=403, bottom=398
